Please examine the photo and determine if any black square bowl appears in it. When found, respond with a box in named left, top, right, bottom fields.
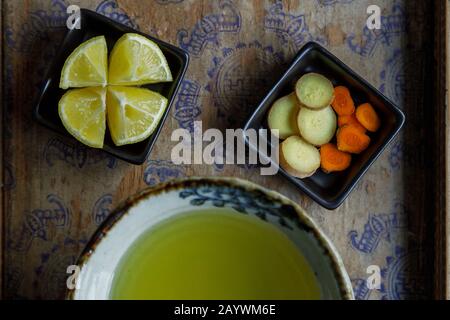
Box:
left=244, top=42, right=405, bottom=210
left=34, top=9, right=189, bottom=165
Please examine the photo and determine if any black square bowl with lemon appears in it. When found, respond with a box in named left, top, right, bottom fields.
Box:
left=34, top=9, right=189, bottom=165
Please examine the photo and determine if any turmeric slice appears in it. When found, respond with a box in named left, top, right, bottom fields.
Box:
left=338, top=114, right=366, bottom=133
left=320, top=143, right=352, bottom=173
left=337, top=125, right=371, bottom=154
left=355, top=103, right=380, bottom=132
left=331, top=86, right=355, bottom=116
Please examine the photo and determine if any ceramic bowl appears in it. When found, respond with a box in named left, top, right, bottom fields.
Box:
left=34, top=9, right=189, bottom=165
left=69, top=177, right=354, bottom=300
left=244, top=42, right=405, bottom=209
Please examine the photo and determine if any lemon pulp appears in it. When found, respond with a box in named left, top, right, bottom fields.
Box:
left=59, top=36, right=108, bottom=89
left=108, top=33, right=172, bottom=86
left=58, top=87, right=106, bottom=148
left=106, top=86, right=168, bottom=146
left=58, top=34, right=173, bottom=148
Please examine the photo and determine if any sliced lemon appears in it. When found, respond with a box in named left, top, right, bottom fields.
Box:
left=108, top=33, right=173, bottom=86
left=58, top=87, right=106, bottom=148
left=107, top=86, right=168, bottom=146
left=60, top=36, right=108, bottom=89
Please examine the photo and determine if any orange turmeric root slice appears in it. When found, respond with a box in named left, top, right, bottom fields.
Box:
left=337, top=125, right=371, bottom=154
left=355, top=103, right=380, bottom=132
left=320, top=143, right=352, bottom=173
left=338, top=114, right=366, bottom=133
left=331, top=86, right=355, bottom=116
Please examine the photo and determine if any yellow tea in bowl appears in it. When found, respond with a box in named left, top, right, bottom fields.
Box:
left=110, top=209, right=321, bottom=299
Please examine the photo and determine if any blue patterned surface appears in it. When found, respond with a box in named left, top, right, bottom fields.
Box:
left=318, top=0, right=354, bottom=5
left=205, top=41, right=285, bottom=127
left=155, top=0, right=185, bottom=4
left=7, top=195, right=70, bottom=252
left=34, top=237, right=89, bottom=299
left=6, top=0, right=138, bottom=53
left=144, top=160, right=186, bottom=186
left=44, top=137, right=117, bottom=169
left=352, top=247, right=426, bottom=300
left=348, top=207, right=406, bottom=254
left=177, top=0, right=241, bottom=56
left=347, top=1, right=406, bottom=57
left=172, top=79, right=202, bottom=132
left=264, top=2, right=325, bottom=51
left=5, top=0, right=67, bottom=53
left=380, top=49, right=405, bottom=107
left=95, top=0, right=139, bottom=28
left=92, top=194, right=113, bottom=226
left=388, top=138, right=404, bottom=170
left=348, top=203, right=426, bottom=300
left=3, top=0, right=425, bottom=300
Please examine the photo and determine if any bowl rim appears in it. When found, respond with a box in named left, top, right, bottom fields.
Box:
left=67, top=176, right=355, bottom=300
left=243, top=41, right=406, bottom=209
left=33, top=8, right=190, bottom=165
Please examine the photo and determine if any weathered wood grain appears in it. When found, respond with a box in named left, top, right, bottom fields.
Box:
left=1, top=0, right=4, bottom=300
left=433, top=0, right=448, bottom=300
left=446, top=0, right=450, bottom=300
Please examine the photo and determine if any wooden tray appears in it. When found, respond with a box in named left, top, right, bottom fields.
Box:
left=441, top=0, right=449, bottom=300
left=1, top=0, right=448, bottom=299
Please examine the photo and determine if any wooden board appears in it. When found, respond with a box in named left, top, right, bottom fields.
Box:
left=1, top=0, right=446, bottom=299
left=0, top=0, right=4, bottom=300
left=433, top=0, right=448, bottom=299
left=445, top=0, right=450, bottom=300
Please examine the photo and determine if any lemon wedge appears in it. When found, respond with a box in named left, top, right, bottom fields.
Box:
left=59, top=36, right=108, bottom=89
left=108, top=33, right=173, bottom=86
left=58, top=87, right=106, bottom=148
left=106, top=86, right=168, bottom=146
